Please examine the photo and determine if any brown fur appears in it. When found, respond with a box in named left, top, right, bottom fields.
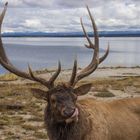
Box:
left=45, top=97, right=140, bottom=140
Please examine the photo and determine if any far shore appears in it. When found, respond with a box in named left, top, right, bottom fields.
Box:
left=2, top=30, right=140, bottom=38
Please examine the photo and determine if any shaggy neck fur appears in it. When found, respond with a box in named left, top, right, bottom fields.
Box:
left=44, top=103, right=90, bottom=140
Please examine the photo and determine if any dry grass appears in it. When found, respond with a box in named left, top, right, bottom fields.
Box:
left=0, top=73, right=18, bottom=81
left=0, top=71, right=140, bottom=139
left=89, top=76, right=140, bottom=92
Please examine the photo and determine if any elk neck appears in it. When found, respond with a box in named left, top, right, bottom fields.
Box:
left=44, top=103, right=89, bottom=140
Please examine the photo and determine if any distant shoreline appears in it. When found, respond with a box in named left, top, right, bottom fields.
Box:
left=2, top=31, right=140, bottom=38
left=2, top=36, right=140, bottom=38
left=2, top=35, right=140, bottom=38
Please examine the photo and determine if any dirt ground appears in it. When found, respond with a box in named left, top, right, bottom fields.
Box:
left=0, top=67, right=140, bottom=140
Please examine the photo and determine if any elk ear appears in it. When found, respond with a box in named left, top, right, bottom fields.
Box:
left=74, top=83, right=92, bottom=96
left=30, top=88, right=48, bottom=101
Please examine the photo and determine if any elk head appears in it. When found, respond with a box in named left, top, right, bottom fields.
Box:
left=0, top=3, right=109, bottom=123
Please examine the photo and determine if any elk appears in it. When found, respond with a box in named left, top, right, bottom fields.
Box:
left=0, top=2, right=140, bottom=140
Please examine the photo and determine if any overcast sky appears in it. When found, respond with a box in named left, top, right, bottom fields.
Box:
left=0, top=0, right=140, bottom=33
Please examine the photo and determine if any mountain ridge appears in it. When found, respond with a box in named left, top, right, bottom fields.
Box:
left=2, top=30, right=140, bottom=37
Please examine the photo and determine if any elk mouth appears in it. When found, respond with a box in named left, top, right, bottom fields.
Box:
left=65, top=108, right=79, bottom=124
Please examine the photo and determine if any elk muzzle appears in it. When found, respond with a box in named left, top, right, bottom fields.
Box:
left=62, top=107, right=79, bottom=124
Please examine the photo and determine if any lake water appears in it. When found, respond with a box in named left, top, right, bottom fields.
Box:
left=0, top=37, right=140, bottom=74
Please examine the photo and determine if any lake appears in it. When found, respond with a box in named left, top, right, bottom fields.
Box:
left=0, top=37, right=140, bottom=74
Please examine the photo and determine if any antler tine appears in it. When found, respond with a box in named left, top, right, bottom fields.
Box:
left=0, top=2, right=61, bottom=89
left=28, top=64, right=51, bottom=87
left=86, top=5, right=99, bottom=48
left=70, top=6, right=109, bottom=86
left=0, top=2, right=10, bottom=64
left=99, top=43, right=109, bottom=63
left=69, top=59, right=77, bottom=86
left=28, top=62, right=61, bottom=88
left=48, top=61, right=61, bottom=87
left=0, top=2, right=8, bottom=29
left=0, top=57, right=33, bottom=81
left=80, top=18, right=95, bottom=49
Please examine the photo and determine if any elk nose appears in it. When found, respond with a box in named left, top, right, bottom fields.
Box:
left=63, top=108, right=75, bottom=117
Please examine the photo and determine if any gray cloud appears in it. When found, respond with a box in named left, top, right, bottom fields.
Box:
left=1, top=0, right=139, bottom=8
left=0, top=0, right=139, bottom=32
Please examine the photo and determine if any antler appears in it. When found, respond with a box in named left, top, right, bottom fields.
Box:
left=0, top=2, right=61, bottom=89
left=69, top=6, right=109, bottom=87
